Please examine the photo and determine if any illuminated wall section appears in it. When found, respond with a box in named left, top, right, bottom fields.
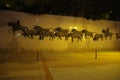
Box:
left=0, top=10, right=120, bottom=51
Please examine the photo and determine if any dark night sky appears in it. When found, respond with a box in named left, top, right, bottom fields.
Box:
left=0, top=0, right=120, bottom=21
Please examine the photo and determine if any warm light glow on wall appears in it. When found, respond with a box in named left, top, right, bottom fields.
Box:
left=15, top=33, right=21, bottom=37
left=69, top=26, right=78, bottom=30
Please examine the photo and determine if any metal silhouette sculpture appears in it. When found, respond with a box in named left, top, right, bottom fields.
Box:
left=93, top=33, right=104, bottom=41
left=54, top=27, right=70, bottom=40
left=7, top=19, right=28, bottom=35
left=102, top=28, right=113, bottom=40
left=82, top=29, right=95, bottom=39
left=21, top=29, right=37, bottom=39
left=69, top=29, right=83, bottom=42
left=6, top=20, right=119, bottom=42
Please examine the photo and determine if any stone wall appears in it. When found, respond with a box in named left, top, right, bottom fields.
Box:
left=0, top=10, right=120, bottom=51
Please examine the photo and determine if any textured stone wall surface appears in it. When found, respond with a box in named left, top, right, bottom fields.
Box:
left=0, top=10, right=120, bottom=51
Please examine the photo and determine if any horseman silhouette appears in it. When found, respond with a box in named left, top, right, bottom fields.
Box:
left=7, top=18, right=28, bottom=35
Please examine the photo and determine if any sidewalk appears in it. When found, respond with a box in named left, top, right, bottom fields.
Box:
left=0, top=62, right=47, bottom=80
left=1, top=63, right=120, bottom=80
left=0, top=51, right=120, bottom=80
left=50, top=63, right=120, bottom=80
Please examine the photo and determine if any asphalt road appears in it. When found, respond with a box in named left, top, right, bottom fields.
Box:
left=0, top=50, right=120, bottom=80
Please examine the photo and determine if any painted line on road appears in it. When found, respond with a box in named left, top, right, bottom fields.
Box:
left=39, top=52, right=53, bottom=80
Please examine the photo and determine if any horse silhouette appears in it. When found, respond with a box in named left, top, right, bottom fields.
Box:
left=93, top=33, right=104, bottom=41
left=82, top=29, right=95, bottom=39
left=69, top=29, right=83, bottom=42
left=7, top=21, right=28, bottom=35
left=54, top=27, right=69, bottom=40
left=22, top=29, right=37, bottom=39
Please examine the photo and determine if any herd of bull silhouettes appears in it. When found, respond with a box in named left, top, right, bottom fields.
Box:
left=6, top=19, right=120, bottom=42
